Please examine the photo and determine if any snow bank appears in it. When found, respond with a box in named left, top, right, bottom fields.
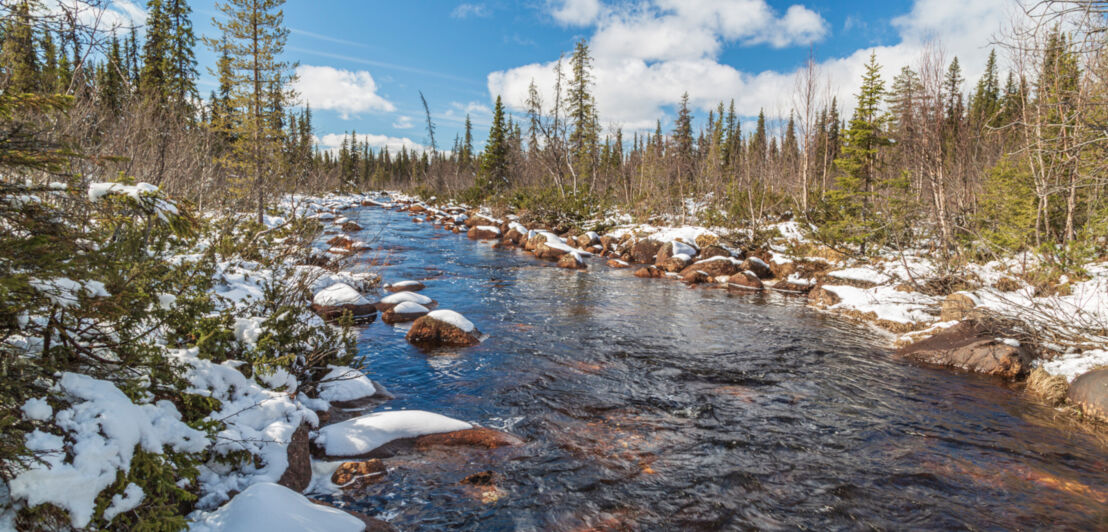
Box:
left=314, top=410, right=472, bottom=457
left=824, top=285, right=938, bottom=326
left=317, top=366, right=376, bottom=403
left=189, top=482, right=364, bottom=532
left=426, top=309, right=475, bottom=332
left=8, top=373, right=208, bottom=528
left=827, top=267, right=892, bottom=285
left=312, top=283, right=370, bottom=307
left=1038, top=350, right=1108, bottom=382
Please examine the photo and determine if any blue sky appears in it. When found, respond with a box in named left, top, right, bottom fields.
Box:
left=116, top=0, right=1013, bottom=152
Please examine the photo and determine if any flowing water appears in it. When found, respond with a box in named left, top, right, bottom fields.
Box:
left=325, top=202, right=1108, bottom=531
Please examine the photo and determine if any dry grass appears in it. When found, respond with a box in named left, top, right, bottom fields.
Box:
left=1025, top=367, right=1069, bottom=406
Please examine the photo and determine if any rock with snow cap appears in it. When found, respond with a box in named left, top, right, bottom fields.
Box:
left=728, top=271, right=765, bottom=290
left=679, top=256, right=742, bottom=278
left=655, top=240, right=699, bottom=265
left=310, top=283, right=377, bottom=323
left=467, top=225, right=501, bottom=240
left=382, top=301, right=430, bottom=324
left=375, top=291, right=436, bottom=312
left=896, top=320, right=1030, bottom=379
left=658, top=254, right=692, bottom=273
left=557, top=253, right=587, bottom=270
left=384, top=280, right=425, bottom=293
left=313, top=409, right=474, bottom=459
left=741, top=257, right=773, bottom=279
left=405, top=310, right=481, bottom=348
left=606, top=258, right=631, bottom=269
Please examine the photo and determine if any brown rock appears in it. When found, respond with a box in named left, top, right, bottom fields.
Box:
left=940, top=293, right=979, bottom=322
left=557, top=253, right=587, bottom=270
left=658, top=255, right=691, bottom=273
left=606, top=259, right=631, bottom=269
left=536, top=241, right=571, bottom=261
left=406, top=314, right=480, bottom=348
left=772, top=279, right=814, bottom=294
left=694, top=233, right=720, bottom=248
left=741, top=257, right=773, bottom=279
left=679, top=257, right=741, bottom=278
left=629, top=239, right=664, bottom=264
left=361, top=427, right=524, bottom=458
left=326, top=235, right=356, bottom=249
left=331, top=459, right=387, bottom=490
left=408, top=204, right=427, bottom=214
left=1068, top=369, right=1108, bottom=422
left=467, top=226, right=501, bottom=240
left=995, top=277, right=1022, bottom=292
left=728, top=271, right=764, bottom=290
left=807, top=285, right=841, bottom=307
left=575, top=233, right=599, bottom=248
left=311, top=303, right=378, bottom=324
left=385, top=281, right=425, bottom=293
left=655, top=240, right=698, bottom=265
left=896, top=321, right=1031, bottom=379
left=682, top=270, right=712, bottom=284
left=633, top=266, right=664, bottom=279
left=699, top=245, right=737, bottom=260
left=277, top=422, right=312, bottom=492
left=381, top=305, right=430, bottom=324
left=504, top=228, right=526, bottom=245
left=341, top=221, right=363, bottom=232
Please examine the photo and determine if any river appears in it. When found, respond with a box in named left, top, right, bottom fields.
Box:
left=324, top=201, right=1108, bottom=530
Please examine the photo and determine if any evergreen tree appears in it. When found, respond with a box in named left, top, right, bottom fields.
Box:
left=98, top=36, right=126, bottom=112
left=207, top=0, right=294, bottom=223
left=479, top=95, right=509, bottom=192
left=567, top=38, right=598, bottom=185
left=750, top=109, right=768, bottom=163
left=825, top=52, right=890, bottom=254
left=970, top=49, right=1001, bottom=125
left=1, top=0, right=41, bottom=94
left=463, top=113, right=474, bottom=165
left=672, top=92, right=694, bottom=182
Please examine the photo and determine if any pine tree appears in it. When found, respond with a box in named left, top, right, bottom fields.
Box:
left=98, top=36, right=126, bottom=112
left=463, top=114, right=474, bottom=165
left=825, top=52, right=890, bottom=254
left=1, top=0, right=41, bottom=94
left=970, top=49, right=1001, bottom=125
left=567, top=38, right=598, bottom=186
left=672, top=92, right=694, bottom=183
left=479, top=95, right=509, bottom=192
left=207, top=0, right=294, bottom=223
left=750, top=109, right=768, bottom=163
left=141, top=0, right=197, bottom=108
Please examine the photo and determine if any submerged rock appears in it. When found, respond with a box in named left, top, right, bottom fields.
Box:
left=1067, top=369, right=1108, bottom=423
left=406, top=310, right=481, bottom=347
left=331, top=459, right=388, bottom=491
left=896, top=321, right=1030, bottom=379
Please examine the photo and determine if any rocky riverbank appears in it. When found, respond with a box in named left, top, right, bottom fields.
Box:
left=370, top=191, right=1108, bottom=431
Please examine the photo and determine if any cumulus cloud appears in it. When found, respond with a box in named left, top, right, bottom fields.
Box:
left=549, top=0, right=602, bottom=26
left=490, top=0, right=1012, bottom=131
left=291, top=65, right=395, bottom=119
left=392, top=115, right=414, bottom=129
left=451, top=3, right=490, bottom=19
left=317, top=133, right=432, bottom=154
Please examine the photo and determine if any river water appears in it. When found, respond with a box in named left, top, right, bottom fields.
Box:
left=328, top=202, right=1108, bottom=531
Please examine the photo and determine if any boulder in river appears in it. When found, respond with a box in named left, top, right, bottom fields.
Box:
left=384, top=280, right=425, bottom=293
left=606, top=259, right=631, bottom=269
left=311, top=283, right=378, bottom=323
left=808, top=284, right=841, bottom=307
left=655, top=240, right=698, bottom=265
left=682, top=270, right=712, bottom=285
left=680, top=256, right=742, bottom=278
left=728, top=271, right=764, bottom=291
left=535, top=240, right=573, bottom=261
left=634, top=265, right=664, bottom=279
left=1067, top=368, right=1108, bottom=422
left=741, top=257, right=773, bottom=279
left=896, top=320, right=1030, bottom=380
left=467, top=225, right=501, bottom=240
left=557, top=253, right=587, bottom=270
left=658, top=255, right=691, bottom=273
left=341, top=220, right=363, bottom=232
left=630, top=239, right=663, bottom=264
left=700, top=244, right=739, bottom=260
left=375, top=291, right=436, bottom=312
left=331, top=459, right=387, bottom=491
left=406, top=310, right=481, bottom=347
left=382, top=301, right=430, bottom=324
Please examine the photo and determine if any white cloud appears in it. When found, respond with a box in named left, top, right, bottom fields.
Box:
left=491, top=0, right=1013, bottom=131
left=451, top=3, right=490, bottom=19
left=317, top=133, right=432, bottom=154
left=291, top=65, right=395, bottom=119
left=393, top=115, right=414, bottom=129
left=549, top=0, right=602, bottom=26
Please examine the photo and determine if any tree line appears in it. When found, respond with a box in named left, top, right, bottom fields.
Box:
left=3, top=0, right=1107, bottom=266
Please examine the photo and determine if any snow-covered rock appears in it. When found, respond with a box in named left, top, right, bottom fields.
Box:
left=189, top=482, right=365, bottom=532
left=314, top=410, right=472, bottom=458
left=317, top=366, right=377, bottom=404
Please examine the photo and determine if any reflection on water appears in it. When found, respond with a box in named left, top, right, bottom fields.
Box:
left=325, top=203, right=1108, bottom=530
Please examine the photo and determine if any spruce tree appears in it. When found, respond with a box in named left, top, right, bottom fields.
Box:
left=672, top=92, right=694, bottom=182
left=207, top=0, right=294, bottom=223
left=479, top=95, right=509, bottom=192
left=1, top=0, right=41, bottom=94
left=826, top=52, right=889, bottom=254
left=567, top=38, right=598, bottom=186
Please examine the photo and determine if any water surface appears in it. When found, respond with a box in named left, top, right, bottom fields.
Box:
left=327, top=202, right=1108, bottom=531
